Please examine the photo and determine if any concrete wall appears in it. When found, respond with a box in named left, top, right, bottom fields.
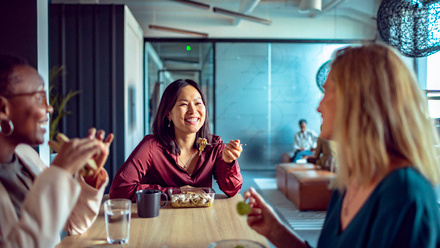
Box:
left=215, top=42, right=351, bottom=169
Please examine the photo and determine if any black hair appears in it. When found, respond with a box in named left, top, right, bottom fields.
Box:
left=0, top=54, right=28, bottom=96
left=299, top=119, right=307, bottom=125
left=152, top=79, right=212, bottom=155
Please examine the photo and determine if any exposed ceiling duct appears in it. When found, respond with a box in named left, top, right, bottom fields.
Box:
left=310, top=0, right=347, bottom=17
left=233, top=0, right=262, bottom=26
left=149, top=25, right=208, bottom=38
left=213, top=6, right=272, bottom=25
left=170, top=0, right=210, bottom=10
left=168, top=0, right=271, bottom=25
left=299, top=0, right=322, bottom=11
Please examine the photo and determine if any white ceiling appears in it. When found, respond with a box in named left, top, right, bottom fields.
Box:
left=90, top=0, right=382, bottom=39
left=52, top=0, right=382, bottom=74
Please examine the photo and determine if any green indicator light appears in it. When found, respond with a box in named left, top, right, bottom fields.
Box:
left=186, top=46, right=191, bottom=51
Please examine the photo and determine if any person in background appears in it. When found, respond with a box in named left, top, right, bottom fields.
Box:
left=244, top=44, right=440, bottom=248
left=305, top=125, right=332, bottom=170
left=0, top=54, right=114, bottom=248
left=291, top=119, right=318, bottom=162
left=109, top=79, right=243, bottom=201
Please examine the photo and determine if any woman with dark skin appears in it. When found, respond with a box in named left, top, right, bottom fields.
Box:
left=110, top=79, right=243, bottom=201
left=0, top=54, right=113, bottom=248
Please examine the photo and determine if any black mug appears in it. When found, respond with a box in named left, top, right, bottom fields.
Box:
left=136, top=189, right=168, bottom=218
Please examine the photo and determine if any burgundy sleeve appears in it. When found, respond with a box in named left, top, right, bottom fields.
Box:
left=109, top=137, right=171, bottom=202
left=213, top=141, right=243, bottom=197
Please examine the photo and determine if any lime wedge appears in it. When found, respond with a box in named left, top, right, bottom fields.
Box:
left=236, top=201, right=251, bottom=215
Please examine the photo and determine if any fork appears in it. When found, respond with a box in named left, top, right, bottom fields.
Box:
left=206, top=142, right=247, bottom=146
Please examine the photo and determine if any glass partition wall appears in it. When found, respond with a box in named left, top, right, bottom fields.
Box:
left=146, top=40, right=355, bottom=170
left=215, top=42, right=349, bottom=169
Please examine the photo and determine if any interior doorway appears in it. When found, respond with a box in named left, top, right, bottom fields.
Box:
left=145, top=41, right=214, bottom=132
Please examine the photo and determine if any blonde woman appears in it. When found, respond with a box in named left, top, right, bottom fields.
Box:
left=244, top=44, right=440, bottom=248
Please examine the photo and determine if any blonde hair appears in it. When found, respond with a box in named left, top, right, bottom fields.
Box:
left=330, top=43, right=440, bottom=190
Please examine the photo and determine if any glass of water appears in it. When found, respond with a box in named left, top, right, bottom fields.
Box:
left=104, top=199, right=131, bottom=244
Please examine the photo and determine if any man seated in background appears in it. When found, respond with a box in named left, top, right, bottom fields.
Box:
left=291, top=119, right=318, bottom=162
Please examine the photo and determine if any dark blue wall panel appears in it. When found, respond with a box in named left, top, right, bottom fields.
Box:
left=49, top=4, right=126, bottom=192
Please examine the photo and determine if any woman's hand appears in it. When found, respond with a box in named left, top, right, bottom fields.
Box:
left=86, top=128, right=114, bottom=169
left=51, top=137, right=101, bottom=175
left=222, top=139, right=243, bottom=164
left=82, top=128, right=114, bottom=188
left=245, top=187, right=309, bottom=248
left=50, top=128, right=113, bottom=188
left=244, top=187, right=282, bottom=238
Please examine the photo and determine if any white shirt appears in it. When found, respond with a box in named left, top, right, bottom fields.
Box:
left=293, top=130, right=318, bottom=151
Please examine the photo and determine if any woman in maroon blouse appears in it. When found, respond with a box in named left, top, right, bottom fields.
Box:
left=109, top=79, right=243, bottom=201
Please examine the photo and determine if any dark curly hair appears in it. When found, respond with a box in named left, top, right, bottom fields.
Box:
left=152, top=79, right=212, bottom=155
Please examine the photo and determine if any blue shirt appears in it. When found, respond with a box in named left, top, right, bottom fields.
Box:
left=317, top=167, right=440, bottom=248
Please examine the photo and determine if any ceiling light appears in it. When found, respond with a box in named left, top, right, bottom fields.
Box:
left=213, top=7, right=272, bottom=25
left=149, top=25, right=208, bottom=38
left=377, top=0, right=440, bottom=57
left=171, top=0, right=210, bottom=10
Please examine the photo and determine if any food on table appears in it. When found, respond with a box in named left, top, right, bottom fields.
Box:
left=49, top=133, right=98, bottom=176
left=236, top=201, right=251, bottom=216
left=197, top=137, right=208, bottom=155
left=170, top=190, right=214, bottom=207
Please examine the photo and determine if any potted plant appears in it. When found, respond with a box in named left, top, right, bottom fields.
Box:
left=48, top=66, right=80, bottom=148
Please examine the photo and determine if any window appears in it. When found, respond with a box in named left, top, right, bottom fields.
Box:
left=426, top=51, right=440, bottom=132
left=427, top=52, right=440, bottom=91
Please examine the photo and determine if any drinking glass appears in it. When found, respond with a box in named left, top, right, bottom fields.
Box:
left=104, top=199, right=131, bottom=244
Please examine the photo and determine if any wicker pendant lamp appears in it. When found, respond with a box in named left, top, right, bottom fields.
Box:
left=377, top=0, right=440, bottom=57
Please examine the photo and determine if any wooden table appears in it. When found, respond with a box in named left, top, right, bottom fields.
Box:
left=57, top=194, right=269, bottom=248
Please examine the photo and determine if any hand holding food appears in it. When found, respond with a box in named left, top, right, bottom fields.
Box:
left=222, top=139, right=243, bottom=164
left=244, top=187, right=281, bottom=237
left=86, top=128, right=114, bottom=169
left=49, top=133, right=100, bottom=176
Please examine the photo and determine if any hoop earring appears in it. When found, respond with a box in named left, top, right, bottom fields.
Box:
left=168, top=121, right=171, bottom=128
left=0, top=120, right=14, bottom=136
